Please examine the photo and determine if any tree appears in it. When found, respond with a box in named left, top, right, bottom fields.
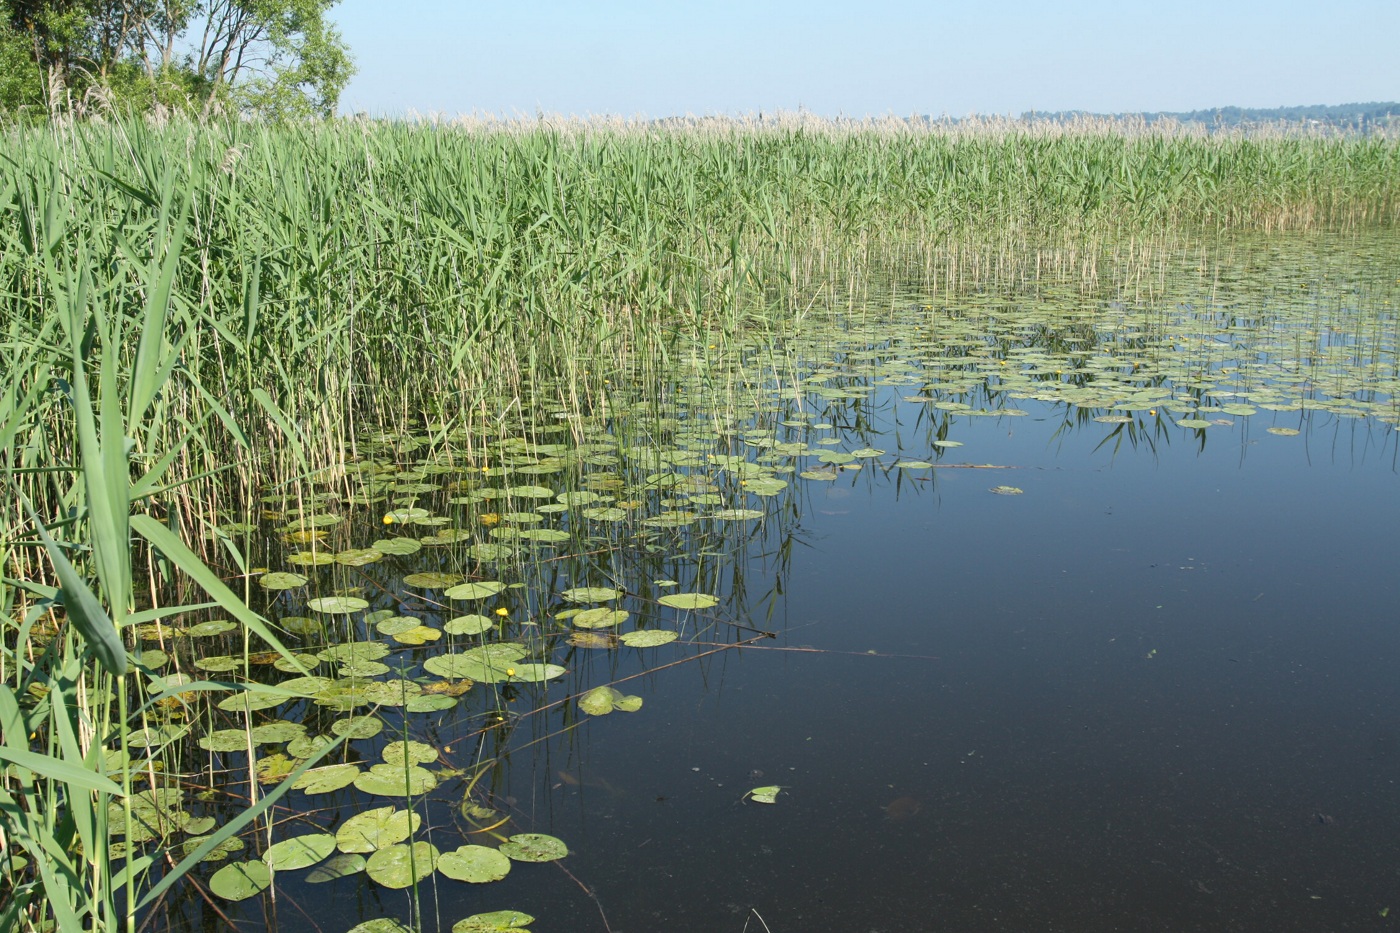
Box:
left=0, top=0, right=353, bottom=120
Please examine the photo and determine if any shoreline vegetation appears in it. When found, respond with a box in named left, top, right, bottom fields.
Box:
left=2, top=117, right=1397, bottom=933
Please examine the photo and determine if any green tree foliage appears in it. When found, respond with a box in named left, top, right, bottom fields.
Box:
left=0, top=0, right=353, bottom=120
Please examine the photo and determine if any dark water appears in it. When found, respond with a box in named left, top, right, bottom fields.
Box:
left=187, top=237, right=1400, bottom=933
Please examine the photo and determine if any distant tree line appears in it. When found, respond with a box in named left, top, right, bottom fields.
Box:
left=0, top=0, right=353, bottom=122
left=1021, top=102, right=1400, bottom=134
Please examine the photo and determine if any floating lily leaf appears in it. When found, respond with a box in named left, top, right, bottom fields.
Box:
left=619, top=629, right=679, bottom=648
left=308, top=597, right=369, bottom=614
left=366, top=841, right=439, bottom=888
left=988, top=485, right=1023, bottom=495
left=210, top=860, right=271, bottom=901
left=197, top=728, right=252, bottom=750
left=286, top=733, right=336, bottom=759
left=850, top=447, right=886, bottom=457
left=581, top=507, right=627, bottom=521
left=745, top=785, right=783, bottom=804
left=181, top=834, right=244, bottom=863
left=293, top=763, right=360, bottom=794
left=437, top=845, right=512, bottom=883
left=571, top=607, right=628, bottom=629
left=509, top=662, right=567, bottom=683
left=445, top=581, right=506, bottom=600
left=711, top=508, right=763, bottom=520
left=895, top=460, right=933, bottom=469
left=194, top=656, right=240, bottom=672
left=330, top=715, right=383, bottom=739
left=375, top=616, right=419, bottom=635
left=392, top=624, right=441, bottom=646
left=336, top=806, right=420, bottom=853
left=372, top=537, right=422, bottom=556
left=185, top=620, right=236, bottom=637
left=1175, top=417, right=1213, bottom=428
left=354, top=764, right=438, bottom=796
left=452, top=911, right=534, bottom=933
left=403, top=572, right=461, bottom=588
left=1266, top=426, right=1300, bottom=436
left=933, top=440, right=963, bottom=448
left=286, top=551, right=335, bottom=567
left=278, top=617, right=321, bottom=637
left=259, top=572, right=309, bottom=590
left=517, top=528, right=571, bottom=543
left=255, top=753, right=298, bottom=784
left=567, top=632, right=617, bottom=649
left=249, top=721, right=308, bottom=744
left=263, top=833, right=336, bottom=870
left=498, top=834, right=568, bottom=863
left=317, top=643, right=389, bottom=667
left=382, top=740, right=438, bottom=766
left=561, top=587, right=623, bottom=603
left=349, top=921, right=413, bottom=933
left=306, top=853, right=366, bottom=883
left=578, top=686, right=642, bottom=715
left=406, top=694, right=458, bottom=712
left=657, top=593, right=717, bottom=610
left=444, top=614, right=495, bottom=635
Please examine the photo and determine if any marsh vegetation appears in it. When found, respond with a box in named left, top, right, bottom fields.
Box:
left=2, top=118, right=1397, bottom=933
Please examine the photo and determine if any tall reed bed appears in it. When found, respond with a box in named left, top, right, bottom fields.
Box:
left=0, top=118, right=1397, bottom=932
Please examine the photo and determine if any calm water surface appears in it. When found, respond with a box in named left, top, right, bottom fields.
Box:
left=204, top=237, right=1400, bottom=933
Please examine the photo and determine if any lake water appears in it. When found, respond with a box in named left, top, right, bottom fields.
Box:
left=175, top=234, right=1399, bottom=933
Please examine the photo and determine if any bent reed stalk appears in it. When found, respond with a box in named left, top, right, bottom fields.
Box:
left=0, top=116, right=1397, bottom=932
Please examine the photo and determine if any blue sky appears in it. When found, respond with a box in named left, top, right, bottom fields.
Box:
left=330, top=1, right=1399, bottom=119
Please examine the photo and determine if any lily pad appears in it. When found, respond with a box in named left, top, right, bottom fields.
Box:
left=571, top=607, right=629, bottom=629
left=619, top=629, right=679, bottom=647
left=746, top=785, right=783, bottom=804
left=436, top=845, right=512, bottom=883
left=209, top=860, right=272, bottom=901
left=444, top=614, right=495, bottom=635
left=336, top=806, right=420, bottom=853
left=308, top=596, right=369, bottom=614
left=453, top=911, right=535, bottom=933
left=263, top=833, right=336, bottom=870
left=259, top=572, right=309, bottom=590
left=657, top=593, right=718, bottom=610
left=561, top=587, right=624, bottom=603
left=366, top=841, right=439, bottom=888
left=445, top=581, right=506, bottom=601
left=988, top=485, right=1023, bottom=495
left=306, top=852, right=366, bottom=883
left=403, top=572, right=462, bottom=589
left=497, top=833, right=568, bottom=863
left=293, top=763, right=361, bottom=794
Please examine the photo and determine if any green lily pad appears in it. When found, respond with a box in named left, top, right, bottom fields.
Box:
left=249, top=720, right=308, bottom=744
left=366, top=841, right=439, bottom=888
left=445, top=581, right=506, bottom=601
left=259, top=572, right=309, bottom=590
left=497, top=833, right=568, bottom=863
left=372, top=537, right=422, bottom=556
left=308, top=597, right=370, bottom=614
left=392, top=624, right=441, bottom=646
left=711, top=509, right=763, bottom=520
left=1266, top=426, right=1300, bottom=436
left=209, top=860, right=272, bottom=901
left=348, top=922, right=413, bottom=933
left=293, top=763, right=361, bottom=794
left=571, top=607, right=629, bottom=629
left=657, top=593, right=718, bottom=610
left=382, top=740, right=438, bottom=766
left=185, top=620, right=236, bottom=637
left=436, top=845, right=512, bottom=883
left=452, top=911, right=534, bottom=933
left=336, top=806, right=420, bottom=853
left=286, top=551, right=335, bottom=567
left=279, top=616, right=322, bottom=637
left=286, top=733, right=336, bottom=759
left=619, top=629, right=679, bottom=648
left=199, top=729, right=252, bottom=753
left=403, top=572, right=462, bottom=589
left=509, top=662, right=567, bottom=683
left=561, top=587, right=624, bottom=603
left=263, top=833, right=336, bottom=870
left=330, top=716, right=384, bottom=739
left=895, top=460, right=933, bottom=470
left=517, top=528, right=571, bottom=543
left=578, top=686, right=643, bottom=715
left=354, top=764, right=438, bottom=796
left=444, top=614, right=495, bottom=635
left=989, top=485, right=1023, bottom=495
left=746, top=785, right=783, bottom=804
left=194, top=655, right=240, bottom=672
left=306, top=852, right=366, bottom=883
left=405, top=694, right=459, bottom=712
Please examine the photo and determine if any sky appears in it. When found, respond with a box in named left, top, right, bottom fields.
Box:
left=329, top=1, right=1400, bottom=120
